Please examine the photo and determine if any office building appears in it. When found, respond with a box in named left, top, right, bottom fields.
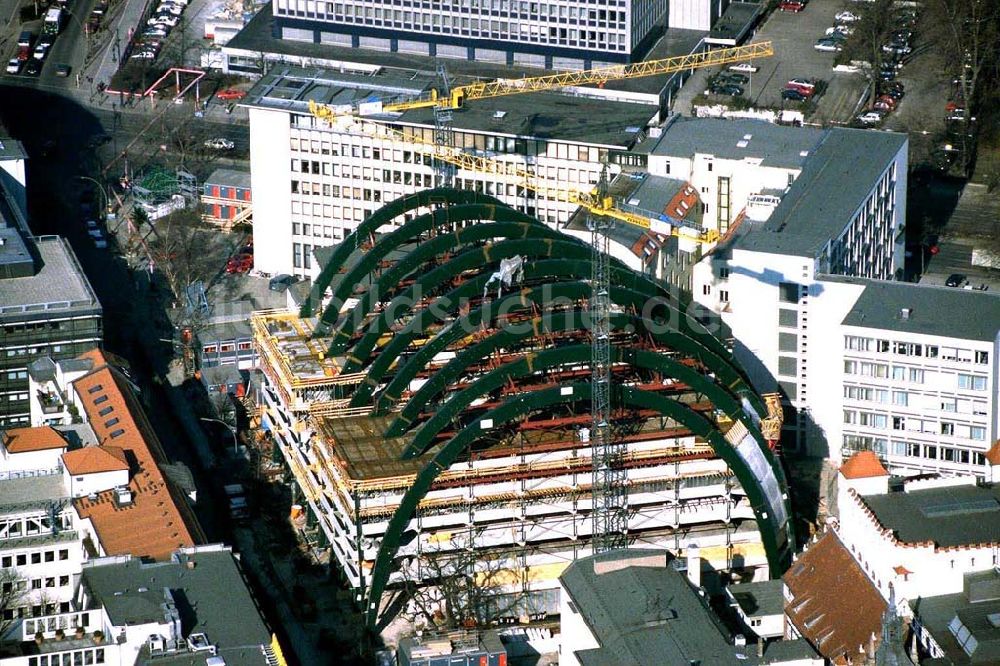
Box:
left=244, top=66, right=658, bottom=279
left=272, top=0, right=670, bottom=68
left=0, top=235, right=103, bottom=428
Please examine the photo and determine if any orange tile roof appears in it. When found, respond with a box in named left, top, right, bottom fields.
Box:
left=784, top=531, right=886, bottom=664
left=4, top=426, right=68, bottom=453
left=71, top=362, right=200, bottom=561
left=62, top=446, right=129, bottom=475
left=986, top=440, right=1000, bottom=466
left=839, top=451, right=889, bottom=480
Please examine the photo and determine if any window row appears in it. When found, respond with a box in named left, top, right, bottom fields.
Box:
left=844, top=335, right=989, bottom=364
left=0, top=547, right=71, bottom=566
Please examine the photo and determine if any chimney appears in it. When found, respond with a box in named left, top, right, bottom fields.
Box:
left=686, top=544, right=700, bottom=588
left=900, top=308, right=912, bottom=320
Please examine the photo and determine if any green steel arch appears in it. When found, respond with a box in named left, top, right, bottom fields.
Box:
left=316, top=205, right=550, bottom=338
left=302, top=188, right=508, bottom=317
left=364, top=381, right=793, bottom=630
left=324, top=223, right=569, bottom=356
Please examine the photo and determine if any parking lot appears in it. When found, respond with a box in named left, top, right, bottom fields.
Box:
left=673, top=0, right=869, bottom=124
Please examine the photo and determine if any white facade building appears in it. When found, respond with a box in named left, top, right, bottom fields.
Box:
left=245, top=67, right=658, bottom=280
left=835, top=453, right=1000, bottom=605
left=271, top=0, right=670, bottom=68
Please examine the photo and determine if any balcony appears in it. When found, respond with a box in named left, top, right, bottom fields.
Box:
left=37, top=389, right=64, bottom=415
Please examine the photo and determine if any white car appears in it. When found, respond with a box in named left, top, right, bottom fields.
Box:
left=5, top=58, right=20, bottom=74
left=150, top=15, right=178, bottom=27
left=728, top=63, right=759, bottom=73
left=835, top=10, right=860, bottom=21
left=143, top=26, right=168, bottom=37
left=93, top=238, right=108, bottom=249
left=85, top=220, right=99, bottom=230
left=156, top=4, right=183, bottom=14
left=857, top=111, right=884, bottom=125
left=87, top=229, right=104, bottom=240
left=814, top=41, right=841, bottom=52
left=787, top=78, right=816, bottom=89
left=33, top=43, right=49, bottom=59
left=204, top=138, right=235, bottom=150
left=131, top=50, right=156, bottom=59
left=826, top=25, right=854, bottom=35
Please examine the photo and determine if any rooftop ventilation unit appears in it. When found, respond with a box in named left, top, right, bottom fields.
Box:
left=900, top=308, right=912, bottom=320
left=743, top=134, right=752, bottom=141
left=114, top=486, right=133, bottom=507
left=188, top=633, right=217, bottom=655
left=737, top=140, right=749, bottom=148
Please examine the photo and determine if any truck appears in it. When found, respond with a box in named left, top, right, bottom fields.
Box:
left=223, top=484, right=249, bottom=522
left=42, top=7, right=63, bottom=35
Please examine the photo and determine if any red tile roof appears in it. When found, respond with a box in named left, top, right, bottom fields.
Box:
left=986, top=440, right=1000, bottom=466
left=71, top=359, right=200, bottom=561
left=3, top=426, right=67, bottom=453
left=784, top=532, right=886, bottom=664
left=62, top=446, right=129, bottom=475
left=839, top=451, right=889, bottom=480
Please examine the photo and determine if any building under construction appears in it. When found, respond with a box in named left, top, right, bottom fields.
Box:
left=253, top=188, right=794, bottom=631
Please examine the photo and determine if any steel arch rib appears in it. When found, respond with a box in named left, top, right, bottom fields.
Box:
left=364, top=382, right=794, bottom=630
left=301, top=188, right=507, bottom=317
left=345, top=257, right=688, bottom=399
left=374, top=281, right=739, bottom=416
left=316, top=205, right=549, bottom=336
left=326, top=223, right=569, bottom=356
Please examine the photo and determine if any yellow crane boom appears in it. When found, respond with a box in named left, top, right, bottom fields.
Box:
left=331, top=41, right=773, bottom=115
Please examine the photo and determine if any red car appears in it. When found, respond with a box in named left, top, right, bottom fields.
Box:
left=216, top=88, right=246, bottom=101
left=17, top=45, right=30, bottom=62
left=779, top=1, right=805, bottom=11
left=225, top=253, right=253, bottom=274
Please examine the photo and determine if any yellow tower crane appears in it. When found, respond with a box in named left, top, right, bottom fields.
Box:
left=308, top=41, right=773, bottom=247
left=318, top=41, right=773, bottom=117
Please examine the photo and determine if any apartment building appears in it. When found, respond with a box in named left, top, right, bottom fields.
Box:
left=272, top=0, right=670, bottom=68
left=245, top=67, right=658, bottom=279
left=0, top=427, right=86, bottom=638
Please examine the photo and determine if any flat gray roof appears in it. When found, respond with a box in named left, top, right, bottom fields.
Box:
left=0, top=236, right=102, bottom=322
left=226, top=3, right=706, bottom=97
left=0, top=138, right=26, bottom=161
left=708, top=2, right=764, bottom=43
left=637, top=117, right=825, bottom=170
left=560, top=549, right=749, bottom=666
left=83, top=548, right=270, bottom=666
left=0, top=226, right=34, bottom=275
left=244, top=66, right=657, bottom=147
left=205, top=168, right=251, bottom=190
left=733, top=127, right=907, bottom=257
left=862, top=483, right=1000, bottom=548
left=0, top=473, right=68, bottom=513
left=836, top=276, right=1000, bottom=342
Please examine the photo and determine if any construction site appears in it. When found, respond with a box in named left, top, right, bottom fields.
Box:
left=252, top=188, right=794, bottom=633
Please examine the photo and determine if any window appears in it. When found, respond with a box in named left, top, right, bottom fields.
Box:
left=778, top=356, right=797, bottom=377
left=719, top=290, right=729, bottom=302
left=778, top=333, right=797, bottom=352
left=975, top=350, right=989, bottom=364
left=971, top=426, right=986, bottom=441
left=719, top=267, right=730, bottom=279
left=958, top=374, right=987, bottom=391
left=892, top=391, right=908, bottom=406
left=98, top=406, right=113, bottom=416
left=109, top=429, right=125, bottom=439
left=891, top=366, right=905, bottom=381
left=778, top=282, right=801, bottom=303
left=702, top=284, right=711, bottom=296
left=940, top=422, right=954, bottom=436
left=908, top=368, right=924, bottom=383
left=778, top=309, right=798, bottom=327
left=59, top=549, right=68, bottom=561
left=104, top=418, right=119, bottom=427
left=44, top=551, right=53, bottom=562
left=93, top=395, right=108, bottom=405
left=31, top=553, right=40, bottom=564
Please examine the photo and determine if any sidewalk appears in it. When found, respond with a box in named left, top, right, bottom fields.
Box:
left=90, top=0, right=151, bottom=88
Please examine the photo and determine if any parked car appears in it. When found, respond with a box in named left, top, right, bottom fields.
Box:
left=945, top=273, right=966, bottom=288
left=269, top=274, right=299, bottom=292
left=24, top=59, right=41, bottom=76
left=131, top=49, right=156, bottom=59
left=710, top=83, right=744, bottom=96
left=729, top=63, right=758, bottom=73
left=16, top=45, right=30, bottom=62
left=779, top=1, right=805, bottom=11
left=878, top=67, right=896, bottom=81
left=782, top=89, right=808, bottom=102
left=835, top=10, right=860, bottom=21
left=33, top=43, right=49, bottom=60
left=87, top=228, right=104, bottom=240
left=216, top=88, right=246, bottom=101
left=787, top=78, right=816, bottom=91
left=814, top=40, right=841, bottom=52
left=826, top=25, right=853, bottom=36
left=857, top=111, right=885, bottom=125
left=720, top=72, right=749, bottom=85
left=204, top=137, right=235, bottom=150
left=150, top=15, right=178, bottom=27
left=5, top=59, right=20, bottom=74
left=54, top=63, right=70, bottom=77
left=17, top=31, right=33, bottom=47
left=225, top=253, right=253, bottom=274
left=876, top=94, right=897, bottom=109
left=143, top=26, right=169, bottom=38
left=93, top=237, right=107, bottom=249
left=156, top=4, right=183, bottom=15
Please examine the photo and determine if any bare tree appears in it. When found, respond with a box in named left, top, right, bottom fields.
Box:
left=147, top=209, right=218, bottom=305
left=397, top=531, right=525, bottom=631
left=841, top=0, right=900, bottom=109
left=0, top=570, right=28, bottom=640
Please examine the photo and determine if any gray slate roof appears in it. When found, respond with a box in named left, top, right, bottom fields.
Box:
left=560, top=549, right=750, bottom=666
left=914, top=569, right=1000, bottom=665
left=861, top=483, right=1000, bottom=548
left=205, top=168, right=251, bottom=190
left=837, top=276, right=1000, bottom=342
left=82, top=548, right=270, bottom=666
left=728, top=578, right=784, bottom=617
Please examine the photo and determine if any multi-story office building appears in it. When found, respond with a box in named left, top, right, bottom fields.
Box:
left=245, top=67, right=658, bottom=279
left=0, top=233, right=103, bottom=427
left=272, top=0, right=670, bottom=68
